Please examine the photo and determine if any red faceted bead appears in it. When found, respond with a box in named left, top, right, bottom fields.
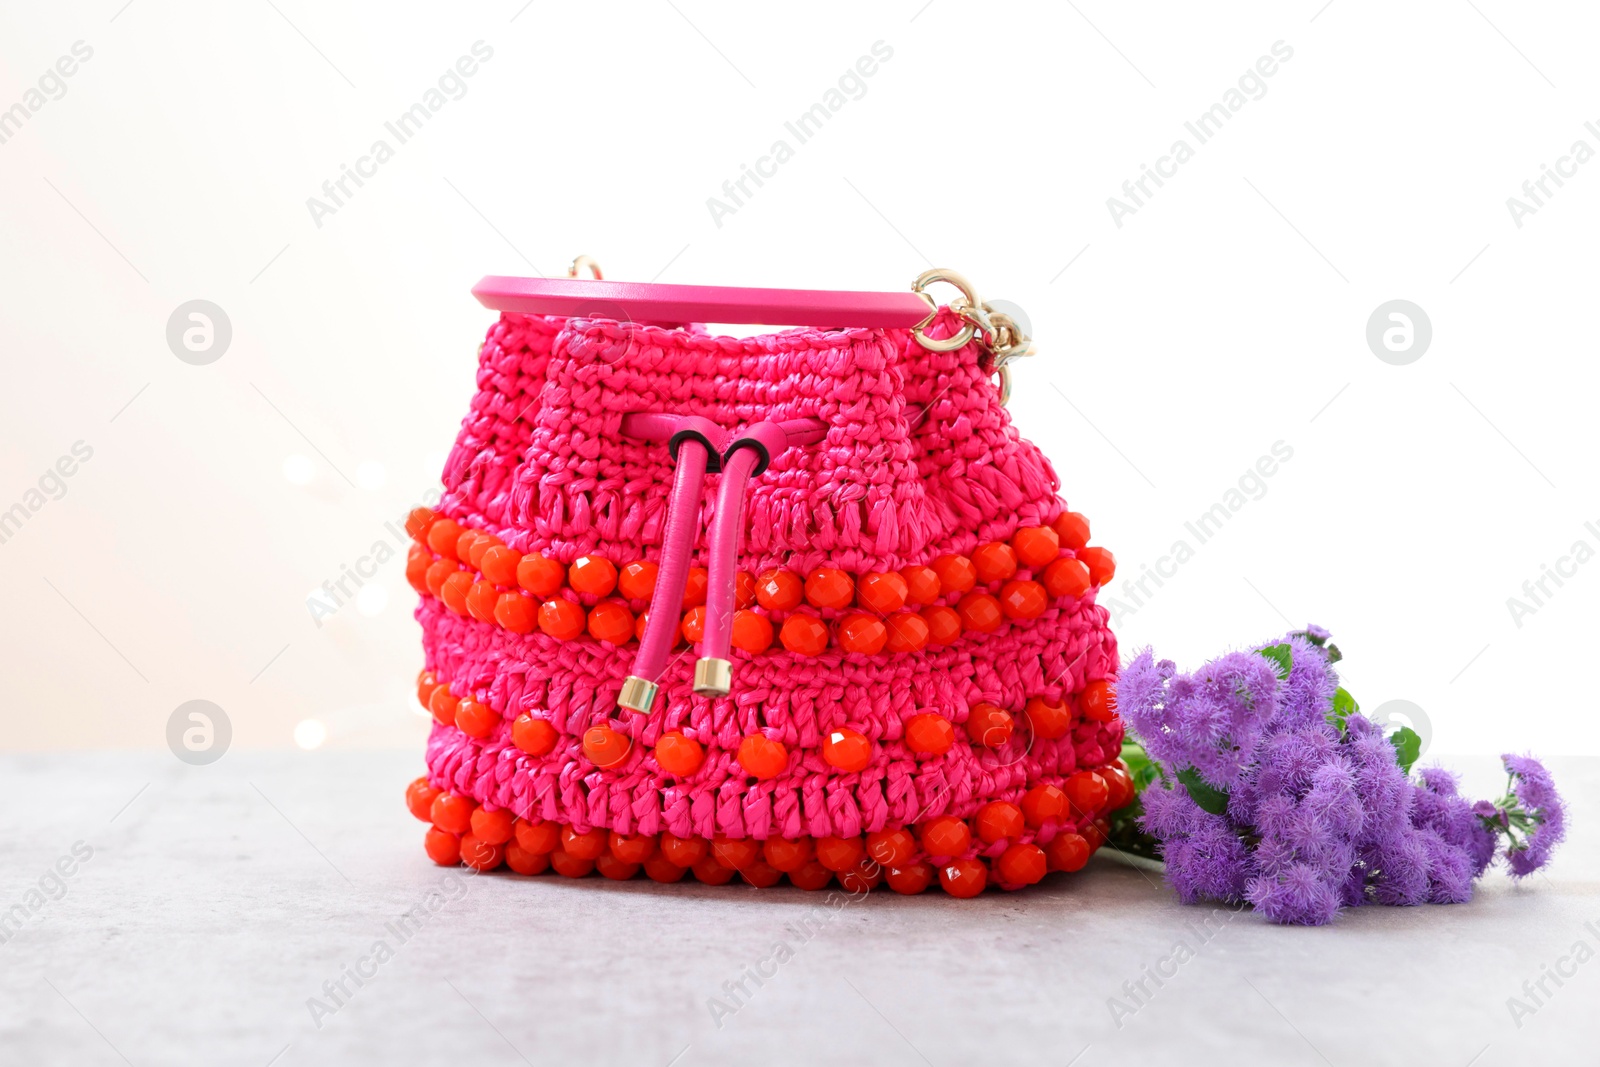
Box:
left=866, top=829, right=915, bottom=868
left=561, top=826, right=607, bottom=861
left=837, top=614, right=887, bottom=654
left=1065, top=771, right=1110, bottom=817
left=900, top=565, right=941, bottom=606
left=922, top=605, right=962, bottom=645
left=455, top=529, right=484, bottom=568
left=617, top=559, right=658, bottom=602
left=505, top=843, right=550, bottom=876
left=653, top=731, right=705, bottom=778
left=1102, top=766, right=1135, bottom=812
left=729, top=609, right=774, bottom=654
left=416, top=670, right=438, bottom=709
left=1081, top=679, right=1117, bottom=722
left=658, top=833, right=708, bottom=867
left=586, top=600, right=635, bottom=645
left=680, top=605, right=706, bottom=644
left=737, top=735, right=788, bottom=780
left=1046, top=831, right=1091, bottom=872
left=971, top=542, right=1018, bottom=584
left=956, top=592, right=1003, bottom=633
left=494, top=592, right=537, bottom=634
left=967, top=703, right=1014, bottom=748
left=788, top=859, right=834, bottom=891
left=549, top=848, right=595, bottom=878
left=1078, top=546, right=1116, bottom=586
left=779, top=614, right=829, bottom=656
left=815, top=836, right=866, bottom=873
left=996, top=843, right=1047, bottom=887
left=755, top=569, right=803, bottom=612
left=516, top=553, right=565, bottom=598
left=1025, top=697, right=1072, bottom=741
left=439, top=570, right=473, bottom=615
left=459, top=833, right=505, bottom=871
left=930, top=554, right=976, bottom=596
left=1053, top=511, right=1091, bottom=550
left=886, top=861, right=934, bottom=895
left=511, top=714, right=558, bottom=757
left=939, top=858, right=987, bottom=898
left=837, top=859, right=883, bottom=894
left=538, top=598, right=585, bottom=640
left=973, top=801, right=1025, bottom=845
left=513, top=818, right=559, bottom=854
left=467, top=534, right=501, bottom=571
left=455, top=698, right=497, bottom=740
left=905, top=713, right=954, bottom=757
left=763, top=837, right=814, bottom=873
left=1012, top=525, right=1061, bottom=569
left=426, top=518, right=463, bottom=559
left=466, top=580, right=499, bottom=623
left=691, top=857, right=737, bottom=885
left=470, top=807, right=515, bottom=845
left=822, top=728, right=872, bottom=772
left=582, top=725, right=631, bottom=768
left=804, top=567, right=854, bottom=610
left=609, top=831, right=657, bottom=865
left=999, top=579, right=1048, bottom=620
left=682, top=566, right=709, bottom=608
left=424, top=827, right=460, bottom=866
left=424, top=559, right=458, bottom=598
left=1042, top=557, right=1092, bottom=599
left=857, top=572, right=908, bottom=614
left=740, top=859, right=784, bottom=888
left=429, top=792, right=476, bottom=835
left=479, top=544, right=521, bottom=587
left=404, top=507, right=435, bottom=541
left=1021, top=784, right=1068, bottom=827
left=568, top=556, right=617, bottom=597
left=884, top=612, right=929, bottom=653
left=406, top=544, right=431, bottom=594
left=735, top=570, right=756, bottom=608
left=429, top=686, right=459, bottom=727
left=715, top=834, right=761, bottom=870
left=405, top=776, right=440, bottom=822
left=643, top=855, right=687, bottom=883
left=918, top=815, right=971, bottom=859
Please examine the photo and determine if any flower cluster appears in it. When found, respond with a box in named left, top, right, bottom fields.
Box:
left=1118, top=628, right=1565, bottom=925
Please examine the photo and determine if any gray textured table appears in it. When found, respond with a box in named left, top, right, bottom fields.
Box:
left=1, top=752, right=1593, bottom=1066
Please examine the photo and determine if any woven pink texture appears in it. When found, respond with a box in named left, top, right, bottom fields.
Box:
left=420, top=310, right=1118, bottom=842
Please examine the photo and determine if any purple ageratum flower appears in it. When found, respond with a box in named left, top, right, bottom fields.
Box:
left=1270, top=636, right=1340, bottom=734
left=1246, top=862, right=1341, bottom=925
left=1499, top=754, right=1566, bottom=877
left=1120, top=647, right=1279, bottom=791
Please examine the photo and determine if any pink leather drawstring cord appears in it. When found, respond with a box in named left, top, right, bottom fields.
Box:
left=616, top=413, right=726, bottom=714
left=695, top=418, right=827, bottom=696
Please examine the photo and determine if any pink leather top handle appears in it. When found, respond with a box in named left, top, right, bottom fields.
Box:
left=473, top=276, right=932, bottom=329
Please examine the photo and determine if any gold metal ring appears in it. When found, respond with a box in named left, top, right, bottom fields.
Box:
left=995, top=365, right=1012, bottom=406
left=568, top=255, right=604, bottom=280
left=911, top=268, right=980, bottom=352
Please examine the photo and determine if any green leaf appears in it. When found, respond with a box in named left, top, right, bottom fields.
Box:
left=1327, top=687, right=1358, bottom=735
left=1176, top=766, right=1231, bottom=815
left=1119, top=740, right=1163, bottom=792
left=1257, top=643, right=1293, bottom=680
left=1389, top=726, right=1422, bottom=774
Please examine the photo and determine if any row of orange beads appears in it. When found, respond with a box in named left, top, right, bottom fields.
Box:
left=404, top=507, right=1115, bottom=656
left=405, top=767, right=1131, bottom=893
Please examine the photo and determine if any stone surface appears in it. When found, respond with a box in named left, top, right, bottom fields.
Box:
left=0, top=751, right=1594, bottom=1066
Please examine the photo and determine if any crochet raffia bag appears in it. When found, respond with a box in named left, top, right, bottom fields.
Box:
left=401, top=262, right=1124, bottom=895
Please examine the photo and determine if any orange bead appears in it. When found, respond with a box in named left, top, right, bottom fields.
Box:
left=957, top=592, right=1003, bottom=633
left=971, top=542, right=1018, bottom=584
left=1046, top=831, right=1091, bottom=872
left=682, top=566, right=709, bottom=607
left=885, top=861, right=934, bottom=894
left=1053, top=510, right=1091, bottom=551
left=822, top=728, right=872, bottom=772
left=538, top=598, right=586, bottom=640
left=1012, top=525, right=1061, bottom=569
left=755, top=568, right=803, bottom=612
left=424, top=559, right=458, bottom=598
left=582, top=725, right=631, bottom=768
left=804, top=567, right=854, bottom=610
left=1085, top=820, right=1109, bottom=850
left=561, top=825, right=607, bottom=861
left=1066, top=771, right=1109, bottom=817
left=568, top=556, right=617, bottom=597
left=905, top=713, right=954, bottom=757
left=426, top=518, right=462, bottom=559
left=735, top=570, right=756, bottom=608
left=788, top=859, right=835, bottom=891
left=740, top=859, right=784, bottom=888
left=1078, top=546, right=1116, bottom=586
left=930, top=554, right=976, bottom=596
left=729, top=610, right=774, bottom=654
left=967, top=703, right=1014, bottom=748
left=691, top=857, right=736, bottom=885
left=996, top=843, right=1047, bottom=887
left=467, top=533, right=500, bottom=571
left=857, top=572, right=908, bottom=614
left=455, top=529, right=484, bottom=567
left=455, top=699, right=498, bottom=740
left=405, top=507, right=436, bottom=541
left=424, top=827, right=460, bottom=866
left=587, top=600, right=635, bottom=644
left=1042, top=557, right=1092, bottom=599
left=494, top=592, right=537, bottom=634
left=516, top=553, right=565, bottom=598
left=836, top=614, right=887, bottom=654
left=480, top=545, right=521, bottom=587
left=1000, top=579, right=1048, bottom=620
left=680, top=605, right=706, bottom=644
left=918, top=815, right=972, bottom=858
left=837, top=859, right=883, bottom=894
left=658, top=832, right=707, bottom=868
left=653, top=731, right=705, bottom=777
left=458, top=835, right=503, bottom=870
left=866, top=828, right=915, bottom=868
left=900, top=565, right=941, bottom=606
left=617, top=560, right=658, bottom=602
left=609, top=831, right=657, bottom=865
left=440, top=570, right=473, bottom=615
left=1021, top=784, right=1068, bottom=827
left=1102, top=766, right=1135, bottom=811
left=470, top=807, right=515, bottom=845
left=1025, top=697, right=1072, bottom=741
left=466, top=580, right=500, bottom=623
left=763, top=837, right=815, bottom=873
left=430, top=793, right=476, bottom=835
left=1081, top=679, right=1117, bottom=722
left=405, top=776, right=440, bottom=822
left=406, top=544, right=431, bottom=594
left=974, top=801, right=1026, bottom=845
left=884, top=612, right=929, bottom=653
left=416, top=670, right=438, bottom=709
left=922, top=605, right=962, bottom=646
left=511, top=714, right=558, bottom=757
left=548, top=848, right=595, bottom=878
left=429, top=686, right=459, bottom=727
left=737, top=735, right=788, bottom=779
left=779, top=614, right=829, bottom=655
left=712, top=835, right=760, bottom=871
left=939, top=858, right=988, bottom=898
left=643, top=855, right=687, bottom=883
left=815, top=836, right=866, bottom=873
left=595, top=853, right=640, bottom=881
left=505, top=843, right=549, bottom=876
left=514, top=818, right=560, bottom=854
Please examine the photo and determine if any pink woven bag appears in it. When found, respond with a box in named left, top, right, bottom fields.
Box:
left=402, top=264, right=1123, bottom=895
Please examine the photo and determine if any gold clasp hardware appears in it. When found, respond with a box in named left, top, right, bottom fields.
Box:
left=568, top=255, right=604, bottom=280
left=909, top=268, right=1034, bottom=405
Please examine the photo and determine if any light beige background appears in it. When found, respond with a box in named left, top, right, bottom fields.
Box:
left=1, top=1, right=1594, bottom=755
